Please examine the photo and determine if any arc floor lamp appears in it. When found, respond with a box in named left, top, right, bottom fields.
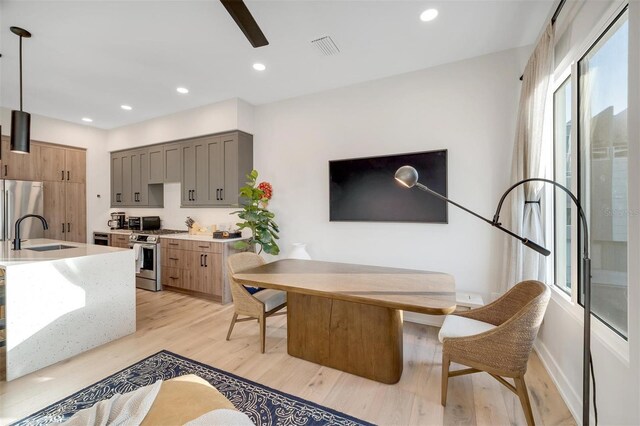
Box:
left=395, top=165, right=594, bottom=426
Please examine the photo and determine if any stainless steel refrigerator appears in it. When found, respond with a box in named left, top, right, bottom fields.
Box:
left=1, top=180, right=44, bottom=241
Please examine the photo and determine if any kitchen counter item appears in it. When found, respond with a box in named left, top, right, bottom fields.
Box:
left=108, top=212, right=126, bottom=230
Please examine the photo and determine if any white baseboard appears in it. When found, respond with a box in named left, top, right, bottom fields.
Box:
left=534, top=340, right=581, bottom=424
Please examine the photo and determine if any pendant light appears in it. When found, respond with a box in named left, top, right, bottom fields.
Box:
left=10, top=26, right=32, bottom=154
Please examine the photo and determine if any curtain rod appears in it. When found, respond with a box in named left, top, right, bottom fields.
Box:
left=519, top=0, right=567, bottom=81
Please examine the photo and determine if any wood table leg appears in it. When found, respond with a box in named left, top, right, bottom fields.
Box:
left=286, top=292, right=403, bottom=384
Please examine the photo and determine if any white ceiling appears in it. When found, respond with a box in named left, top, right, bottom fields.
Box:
left=0, top=0, right=555, bottom=129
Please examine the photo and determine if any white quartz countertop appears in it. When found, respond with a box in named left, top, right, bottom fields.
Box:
left=0, top=238, right=127, bottom=267
left=94, top=229, right=246, bottom=242
left=94, top=229, right=133, bottom=235
left=159, top=234, right=246, bottom=243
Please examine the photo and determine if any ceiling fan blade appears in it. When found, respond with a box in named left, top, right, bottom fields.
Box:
left=220, top=0, right=269, bottom=48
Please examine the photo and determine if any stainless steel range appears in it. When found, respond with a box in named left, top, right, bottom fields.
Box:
left=129, top=229, right=188, bottom=291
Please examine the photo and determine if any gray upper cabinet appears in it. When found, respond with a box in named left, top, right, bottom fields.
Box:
left=163, top=143, right=181, bottom=183
left=110, top=148, right=163, bottom=208
left=180, top=131, right=253, bottom=207
left=111, top=131, right=252, bottom=209
left=111, top=154, right=124, bottom=206
left=148, top=146, right=164, bottom=184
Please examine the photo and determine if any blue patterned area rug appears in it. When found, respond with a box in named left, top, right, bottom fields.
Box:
left=13, top=350, right=374, bottom=426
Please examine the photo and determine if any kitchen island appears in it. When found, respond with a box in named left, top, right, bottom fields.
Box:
left=1, top=239, right=135, bottom=381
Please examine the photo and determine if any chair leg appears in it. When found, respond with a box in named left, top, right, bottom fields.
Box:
left=226, top=313, right=238, bottom=341
left=514, top=376, right=535, bottom=426
left=441, top=353, right=451, bottom=406
left=259, top=314, right=266, bottom=354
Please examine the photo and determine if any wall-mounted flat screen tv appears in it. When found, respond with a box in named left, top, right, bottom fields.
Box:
left=329, top=150, right=448, bottom=223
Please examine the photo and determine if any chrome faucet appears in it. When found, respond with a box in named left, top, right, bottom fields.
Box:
left=13, top=214, right=49, bottom=250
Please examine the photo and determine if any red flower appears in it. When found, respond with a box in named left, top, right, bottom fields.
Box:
left=258, top=182, right=273, bottom=200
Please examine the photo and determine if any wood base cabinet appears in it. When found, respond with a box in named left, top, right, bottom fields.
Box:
left=161, top=238, right=241, bottom=303
left=109, top=234, right=131, bottom=249
left=43, top=181, right=86, bottom=243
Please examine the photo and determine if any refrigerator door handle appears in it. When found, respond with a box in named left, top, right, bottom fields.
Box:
left=5, top=189, right=12, bottom=241
left=0, top=189, right=5, bottom=241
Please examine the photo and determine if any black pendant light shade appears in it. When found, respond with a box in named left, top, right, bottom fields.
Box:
left=11, top=110, right=30, bottom=154
left=10, top=26, right=32, bottom=154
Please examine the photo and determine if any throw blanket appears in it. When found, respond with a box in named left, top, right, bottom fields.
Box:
left=59, top=380, right=254, bottom=426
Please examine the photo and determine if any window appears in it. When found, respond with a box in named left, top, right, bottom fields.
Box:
left=553, top=78, right=572, bottom=295
left=578, top=9, right=628, bottom=338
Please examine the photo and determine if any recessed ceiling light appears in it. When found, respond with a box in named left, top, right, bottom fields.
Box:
left=81, top=117, right=93, bottom=123
left=121, top=105, right=132, bottom=111
left=176, top=87, right=189, bottom=94
left=420, top=8, right=438, bottom=22
left=253, top=63, right=266, bottom=71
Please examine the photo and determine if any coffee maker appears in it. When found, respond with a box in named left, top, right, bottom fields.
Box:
left=108, top=212, right=126, bottom=229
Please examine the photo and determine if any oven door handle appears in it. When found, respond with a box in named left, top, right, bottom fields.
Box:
left=130, top=243, right=156, bottom=249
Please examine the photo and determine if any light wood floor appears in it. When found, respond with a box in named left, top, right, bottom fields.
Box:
left=0, top=290, right=575, bottom=425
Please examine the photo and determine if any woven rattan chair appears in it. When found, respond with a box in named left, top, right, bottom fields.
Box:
left=226, top=253, right=287, bottom=353
left=439, top=280, right=550, bottom=426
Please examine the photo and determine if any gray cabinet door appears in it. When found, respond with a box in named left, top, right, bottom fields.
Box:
left=207, top=137, right=224, bottom=205
left=111, top=154, right=124, bottom=206
left=148, top=146, right=164, bottom=184
left=163, top=143, right=181, bottom=183
left=121, top=154, right=133, bottom=206
left=181, top=142, right=197, bottom=205
left=194, top=137, right=214, bottom=205
left=221, top=134, right=238, bottom=205
left=137, top=149, right=150, bottom=205
left=130, top=150, right=142, bottom=205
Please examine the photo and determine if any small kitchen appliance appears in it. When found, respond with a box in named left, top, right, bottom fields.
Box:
left=107, top=212, right=126, bottom=230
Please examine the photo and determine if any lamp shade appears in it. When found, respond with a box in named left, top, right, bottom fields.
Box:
left=10, top=110, right=30, bottom=154
left=394, top=165, right=419, bottom=188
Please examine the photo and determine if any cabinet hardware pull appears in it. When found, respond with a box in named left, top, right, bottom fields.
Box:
left=170, top=276, right=178, bottom=280
left=62, top=223, right=65, bottom=234
left=4, top=165, right=7, bottom=177
left=67, top=223, right=71, bottom=233
left=198, top=245, right=208, bottom=248
left=220, top=188, right=223, bottom=199
left=67, top=171, right=70, bottom=181
left=61, top=170, right=64, bottom=180
left=193, top=189, right=196, bottom=201
left=216, top=188, right=219, bottom=200
left=204, top=254, right=208, bottom=267
left=200, top=254, right=204, bottom=267
left=169, top=243, right=178, bottom=246
left=169, top=257, right=178, bottom=260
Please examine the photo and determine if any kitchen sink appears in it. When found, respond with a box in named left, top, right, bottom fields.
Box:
left=26, top=244, right=77, bottom=252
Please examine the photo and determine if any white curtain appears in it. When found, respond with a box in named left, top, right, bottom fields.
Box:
left=502, top=23, right=555, bottom=291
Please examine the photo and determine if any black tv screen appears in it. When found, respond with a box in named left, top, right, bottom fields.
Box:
left=329, top=150, right=448, bottom=223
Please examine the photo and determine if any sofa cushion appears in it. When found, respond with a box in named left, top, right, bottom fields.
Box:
left=254, top=289, right=286, bottom=312
left=141, top=374, right=236, bottom=426
left=438, top=315, right=496, bottom=343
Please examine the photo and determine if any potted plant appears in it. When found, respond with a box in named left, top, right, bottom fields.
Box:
left=233, top=170, right=280, bottom=255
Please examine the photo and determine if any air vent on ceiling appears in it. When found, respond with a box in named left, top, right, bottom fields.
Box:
left=311, top=36, right=340, bottom=56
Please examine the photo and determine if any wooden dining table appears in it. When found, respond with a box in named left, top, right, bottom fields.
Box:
left=232, top=259, right=456, bottom=384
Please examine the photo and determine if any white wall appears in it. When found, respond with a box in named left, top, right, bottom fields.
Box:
left=534, top=1, right=640, bottom=425
left=0, top=107, right=110, bottom=240
left=107, top=98, right=246, bottom=151
left=252, top=46, right=529, bottom=297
